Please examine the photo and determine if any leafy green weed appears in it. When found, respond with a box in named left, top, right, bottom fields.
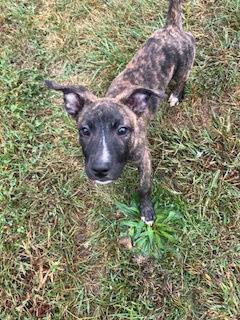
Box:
left=117, top=191, right=184, bottom=258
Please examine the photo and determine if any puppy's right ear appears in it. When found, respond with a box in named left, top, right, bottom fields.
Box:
left=45, top=80, right=97, bottom=118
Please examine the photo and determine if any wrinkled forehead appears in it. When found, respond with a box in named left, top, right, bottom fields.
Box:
left=78, top=102, right=133, bottom=127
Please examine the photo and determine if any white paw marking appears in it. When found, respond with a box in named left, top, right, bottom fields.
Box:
left=95, top=180, right=113, bottom=185
left=169, top=94, right=179, bottom=107
left=141, top=216, right=154, bottom=226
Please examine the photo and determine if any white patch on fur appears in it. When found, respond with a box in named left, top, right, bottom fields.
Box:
left=100, top=131, right=111, bottom=163
left=95, top=180, right=113, bottom=185
left=169, top=94, right=179, bottom=107
left=141, top=216, right=154, bottom=226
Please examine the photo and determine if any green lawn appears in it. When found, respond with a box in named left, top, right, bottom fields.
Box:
left=1, top=0, right=240, bottom=319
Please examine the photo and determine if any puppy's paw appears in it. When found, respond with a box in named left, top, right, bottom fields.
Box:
left=140, top=205, right=155, bottom=226
left=141, top=216, right=154, bottom=226
left=169, top=94, right=179, bottom=107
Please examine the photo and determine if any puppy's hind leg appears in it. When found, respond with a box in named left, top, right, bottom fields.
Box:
left=169, top=69, right=189, bottom=107
left=169, top=47, right=195, bottom=107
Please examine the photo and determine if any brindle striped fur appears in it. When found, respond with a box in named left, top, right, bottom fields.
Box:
left=45, top=0, right=195, bottom=225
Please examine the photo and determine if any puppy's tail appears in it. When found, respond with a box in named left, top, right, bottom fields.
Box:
left=165, top=0, right=183, bottom=30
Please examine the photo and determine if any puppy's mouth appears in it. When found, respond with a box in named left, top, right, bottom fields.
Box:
left=94, top=180, right=113, bottom=185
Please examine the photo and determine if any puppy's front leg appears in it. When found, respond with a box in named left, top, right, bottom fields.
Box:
left=138, top=149, right=155, bottom=226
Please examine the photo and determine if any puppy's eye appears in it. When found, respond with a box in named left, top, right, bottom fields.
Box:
left=80, top=127, right=90, bottom=136
left=117, top=127, right=129, bottom=136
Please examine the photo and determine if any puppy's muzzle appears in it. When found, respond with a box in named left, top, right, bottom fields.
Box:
left=91, top=159, right=111, bottom=179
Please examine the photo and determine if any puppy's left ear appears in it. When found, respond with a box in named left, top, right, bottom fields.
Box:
left=120, top=87, right=166, bottom=116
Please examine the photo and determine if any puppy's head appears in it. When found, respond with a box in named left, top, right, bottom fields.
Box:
left=45, top=80, right=165, bottom=184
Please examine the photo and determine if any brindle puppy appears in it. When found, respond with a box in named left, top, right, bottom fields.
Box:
left=45, top=0, right=195, bottom=225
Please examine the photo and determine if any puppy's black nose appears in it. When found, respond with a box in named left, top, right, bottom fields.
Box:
left=92, top=162, right=110, bottom=178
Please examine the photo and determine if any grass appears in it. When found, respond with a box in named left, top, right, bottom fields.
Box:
left=117, top=191, right=184, bottom=259
left=1, top=0, right=240, bottom=318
